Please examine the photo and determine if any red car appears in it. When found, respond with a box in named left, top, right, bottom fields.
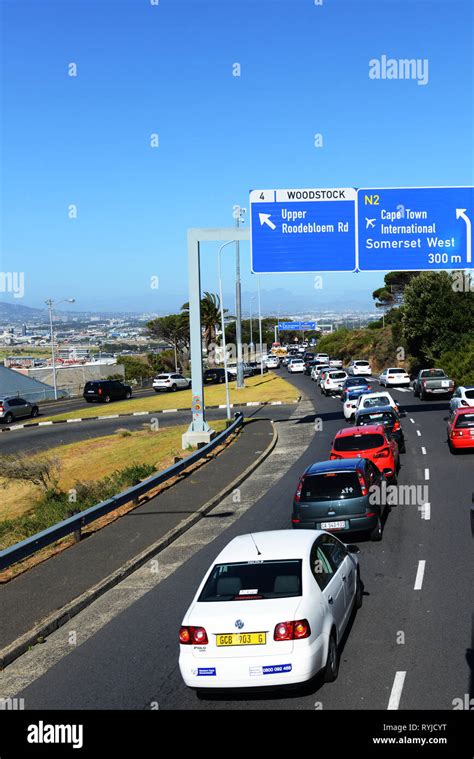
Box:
left=330, top=424, right=399, bottom=481
left=447, top=408, right=474, bottom=453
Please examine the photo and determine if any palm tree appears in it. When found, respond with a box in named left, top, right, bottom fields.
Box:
left=181, top=292, right=231, bottom=355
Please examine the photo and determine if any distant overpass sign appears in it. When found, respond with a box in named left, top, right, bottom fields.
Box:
left=357, top=187, right=474, bottom=271
left=278, top=321, right=317, bottom=331
left=250, top=188, right=357, bottom=273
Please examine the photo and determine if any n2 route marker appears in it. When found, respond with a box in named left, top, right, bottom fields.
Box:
left=357, top=186, right=474, bottom=271
left=250, top=188, right=357, bottom=273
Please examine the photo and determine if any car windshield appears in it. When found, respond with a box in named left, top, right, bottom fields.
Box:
left=198, top=560, right=302, bottom=601
left=301, top=472, right=362, bottom=501
left=347, top=392, right=362, bottom=401
left=334, top=433, right=385, bottom=451
left=421, top=369, right=446, bottom=378
left=363, top=396, right=390, bottom=407
left=455, top=413, right=474, bottom=429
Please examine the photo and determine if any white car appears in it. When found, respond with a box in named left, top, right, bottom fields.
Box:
left=315, top=353, right=330, bottom=363
left=287, top=358, right=305, bottom=373
left=343, top=390, right=365, bottom=420
left=379, top=368, right=411, bottom=386
left=328, top=357, right=343, bottom=368
left=321, top=370, right=348, bottom=396
left=178, top=530, right=362, bottom=690
left=311, top=363, right=330, bottom=382
left=355, top=391, right=400, bottom=415
left=348, top=360, right=371, bottom=376
left=265, top=355, right=280, bottom=369
left=449, top=386, right=474, bottom=413
left=153, top=373, right=191, bottom=392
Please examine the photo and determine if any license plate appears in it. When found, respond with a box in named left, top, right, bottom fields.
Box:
left=216, top=632, right=266, bottom=647
left=87, top=391, right=94, bottom=394
left=441, top=380, right=450, bottom=387
left=320, top=521, right=347, bottom=530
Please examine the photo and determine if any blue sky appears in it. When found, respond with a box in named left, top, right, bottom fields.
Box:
left=1, top=0, right=473, bottom=315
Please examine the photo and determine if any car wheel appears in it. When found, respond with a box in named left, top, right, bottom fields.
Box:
left=31, top=406, right=39, bottom=418
left=104, top=395, right=111, bottom=403
left=322, top=632, right=339, bottom=683
left=449, top=442, right=458, bottom=455
left=4, top=413, right=13, bottom=424
left=355, top=571, right=363, bottom=609
left=125, top=391, right=132, bottom=399
left=399, top=442, right=406, bottom=454
left=171, top=384, right=177, bottom=392
left=370, top=516, right=383, bottom=541
left=413, top=386, right=419, bottom=397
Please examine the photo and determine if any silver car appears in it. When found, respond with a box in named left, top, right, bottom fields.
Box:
left=0, top=397, right=39, bottom=424
left=449, top=386, right=474, bottom=413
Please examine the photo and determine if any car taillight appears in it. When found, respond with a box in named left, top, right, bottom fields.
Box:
left=374, top=447, right=390, bottom=458
left=330, top=453, right=342, bottom=460
left=392, top=421, right=401, bottom=431
left=274, top=619, right=311, bottom=641
left=357, top=472, right=368, bottom=496
left=367, top=385, right=372, bottom=391
left=294, top=475, right=305, bottom=503
left=179, top=626, right=208, bottom=645
left=98, top=387, right=102, bottom=395
left=422, top=380, right=427, bottom=387
left=451, top=429, right=463, bottom=437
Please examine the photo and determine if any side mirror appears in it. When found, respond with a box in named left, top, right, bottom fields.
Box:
left=346, top=544, right=360, bottom=554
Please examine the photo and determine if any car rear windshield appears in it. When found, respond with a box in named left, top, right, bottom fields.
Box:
left=334, top=433, right=385, bottom=451
left=84, top=382, right=100, bottom=389
left=455, top=413, right=474, bottom=428
left=465, top=390, right=474, bottom=399
left=329, top=372, right=346, bottom=379
left=357, top=411, right=395, bottom=426
left=363, top=396, right=390, bottom=407
left=347, top=378, right=368, bottom=385
left=356, top=361, right=370, bottom=366
left=301, top=472, right=362, bottom=501
left=198, top=560, right=302, bottom=601
left=156, top=375, right=170, bottom=380
left=388, top=368, right=406, bottom=374
left=421, top=369, right=446, bottom=378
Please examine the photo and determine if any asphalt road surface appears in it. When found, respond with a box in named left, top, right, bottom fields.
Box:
left=3, top=370, right=473, bottom=710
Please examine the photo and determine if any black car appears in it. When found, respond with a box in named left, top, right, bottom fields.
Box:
left=304, top=359, right=318, bottom=376
left=354, top=405, right=406, bottom=453
left=83, top=380, right=132, bottom=403
left=248, top=361, right=268, bottom=375
left=203, top=368, right=232, bottom=384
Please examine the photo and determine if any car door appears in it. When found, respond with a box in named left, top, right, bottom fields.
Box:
left=312, top=535, right=346, bottom=638
left=14, top=398, right=30, bottom=418
left=319, top=535, right=355, bottom=632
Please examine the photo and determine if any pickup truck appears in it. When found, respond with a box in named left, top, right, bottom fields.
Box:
left=412, top=368, right=455, bottom=400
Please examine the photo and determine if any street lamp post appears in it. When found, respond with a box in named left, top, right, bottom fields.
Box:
left=257, top=276, right=264, bottom=376
left=249, top=294, right=257, bottom=359
left=45, top=298, right=75, bottom=400
left=217, top=240, right=236, bottom=421
left=235, top=208, right=246, bottom=388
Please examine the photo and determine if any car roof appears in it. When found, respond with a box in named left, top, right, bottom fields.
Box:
left=335, top=424, right=385, bottom=436
left=214, top=530, right=325, bottom=563
left=356, top=404, right=395, bottom=415
left=306, top=458, right=365, bottom=475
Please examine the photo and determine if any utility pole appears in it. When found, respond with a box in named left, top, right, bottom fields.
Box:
left=235, top=208, right=245, bottom=388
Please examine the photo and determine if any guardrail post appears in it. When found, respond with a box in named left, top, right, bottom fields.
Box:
left=68, top=510, right=82, bottom=543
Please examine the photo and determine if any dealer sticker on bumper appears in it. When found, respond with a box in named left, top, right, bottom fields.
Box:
left=194, top=668, right=216, bottom=676
left=249, top=664, right=292, bottom=676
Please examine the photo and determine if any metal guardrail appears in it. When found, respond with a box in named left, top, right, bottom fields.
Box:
left=0, top=413, right=244, bottom=571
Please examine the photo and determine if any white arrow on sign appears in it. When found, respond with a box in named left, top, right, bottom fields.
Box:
left=258, top=213, right=276, bottom=230
left=456, top=208, right=471, bottom=263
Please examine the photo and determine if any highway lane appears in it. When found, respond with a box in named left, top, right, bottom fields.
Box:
left=0, top=405, right=294, bottom=456
left=33, top=387, right=157, bottom=418
left=6, top=370, right=473, bottom=710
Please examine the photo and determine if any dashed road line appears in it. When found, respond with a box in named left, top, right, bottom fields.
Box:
left=387, top=671, right=406, bottom=710
left=416, top=430, right=421, bottom=436
left=424, top=468, right=430, bottom=480
left=410, top=418, right=415, bottom=424
left=421, top=446, right=427, bottom=455
left=414, top=560, right=426, bottom=590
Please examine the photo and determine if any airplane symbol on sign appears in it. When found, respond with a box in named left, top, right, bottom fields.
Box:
left=365, top=218, right=376, bottom=229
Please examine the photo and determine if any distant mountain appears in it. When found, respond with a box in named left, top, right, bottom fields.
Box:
left=0, top=301, right=45, bottom=320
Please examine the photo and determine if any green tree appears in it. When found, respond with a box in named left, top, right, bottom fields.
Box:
left=146, top=313, right=189, bottom=370
left=181, top=292, right=231, bottom=356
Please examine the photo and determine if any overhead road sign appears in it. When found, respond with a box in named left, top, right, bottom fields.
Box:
left=357, top=186, right=474, bottom=271
left=250, top=188, right=357, bottom=273
left=278, top=321, right=317, bottom=331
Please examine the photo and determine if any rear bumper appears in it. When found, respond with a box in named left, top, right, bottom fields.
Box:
left=292, top=514, right=378, bottom=533
left=179, top=637, right=326, bottom=689
left=450, top=437, right=474, bottom=449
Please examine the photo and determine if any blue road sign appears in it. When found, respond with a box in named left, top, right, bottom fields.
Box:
left=278, top=321, right=317, bottom=331
left=250, top=188, right=357, bottom=273
left=357, top=187, right=474, bottom=271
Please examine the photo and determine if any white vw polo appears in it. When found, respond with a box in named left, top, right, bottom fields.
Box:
left=178, top=530, right=362, bottom=690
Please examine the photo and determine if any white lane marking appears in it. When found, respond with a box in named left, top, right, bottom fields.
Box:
left=421, top=446, right=427, bottom=455
left=424, top=468, right=430, bottom=480
left=98, top=414, right=119, bottom=419
left=414, top=560, right=426, bottom=590
left=421, top=502, right=431, bottom=520
left=271, top=401, right=282, bottom=405
left=416, top=430, right=421, bottom=436
left=133, top=411, right=150, bottom=416
left=38, top=421, right=53, bottom=426
left=410, top=418, right=415, bottom=424
left=162, top=409, right=178, bottom=413
left=66, top=418, right=82, bottom=423
left=387, top=671, right=406, bottom=710
left=247, top=402, right=260, bottom=406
